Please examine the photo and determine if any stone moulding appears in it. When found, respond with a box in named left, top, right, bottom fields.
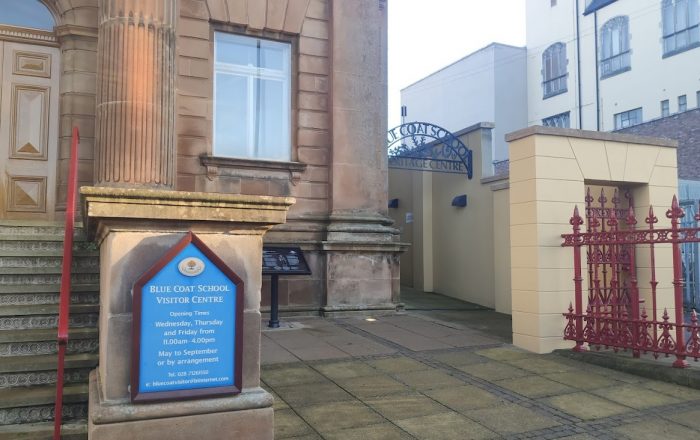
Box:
left=80, top=186, right=295, bottom=242
left=200, top=155, right=307, bottom=184
left=88, top=371, right=273, bottom=425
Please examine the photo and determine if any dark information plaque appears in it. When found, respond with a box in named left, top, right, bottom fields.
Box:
left=130, top=232, right=243, bottom=403
left=262, top=247, right=311, bottom=276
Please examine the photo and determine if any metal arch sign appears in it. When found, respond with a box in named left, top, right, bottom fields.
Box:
left=387, top=122, right=473, bottom=179
left=130, top=232, right=244, bottom=403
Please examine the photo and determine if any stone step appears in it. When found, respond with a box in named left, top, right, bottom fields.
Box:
left=0, top=384, right=88, bottom=409
left=0, top=284, right=99, bottom=295
left=0, top=365, right=93, bottom=389
left=0, top=353, right=98, bottom=374
left=0, top=304, right=99, bottom=318
left=0, top=421, right=86, bottom=440
left=0, top=273, right=100, bottom=287
left=0, top=221, right=85, bottom=238
left=0, top=292, right=99, bottom=307
left=0, top=384, right=88, bottom=426
left=0, top=241, right=96, bottom=256
left=0, top=305, right=99, bottom=331
left=0, top=257, right=100, bottom=274
left=0, top=328, right=99, bottom=357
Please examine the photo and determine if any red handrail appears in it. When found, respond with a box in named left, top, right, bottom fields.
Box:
left=54, top=127, right=80, bottom=440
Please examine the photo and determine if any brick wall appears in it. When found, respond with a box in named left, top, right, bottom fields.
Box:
left=617, top=109, right=700, bottom=181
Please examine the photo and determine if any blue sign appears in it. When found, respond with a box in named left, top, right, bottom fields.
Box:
left=131, top=232, right=244, bottom=402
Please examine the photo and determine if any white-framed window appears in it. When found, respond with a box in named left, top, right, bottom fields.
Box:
left=679, top=94, right=688, bottom=112
left=213, top=32, right=292, bottom=161
left=542, top=43, right=567, bottom=98
left=614, top=108, right=643, bottom=129
left=542, top=112, right=571, bottom=128
left=661, top=99, right=670, bottom=117
left=0, top=0, right=55, bottom=30
left=600, top=16, right=631, bottom=78
left=662, top=0, right=700, bottom=57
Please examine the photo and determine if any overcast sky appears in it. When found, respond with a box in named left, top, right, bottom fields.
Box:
left=388, top=0, right=527, bottom=128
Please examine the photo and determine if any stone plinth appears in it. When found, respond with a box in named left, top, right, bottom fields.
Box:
left=82, top=187, right=294, bottom=439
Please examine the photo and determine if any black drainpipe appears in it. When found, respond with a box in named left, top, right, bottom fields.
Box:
left=575, top=0, right=583, bottom=129
left=594, top=11, right=601, bottom=131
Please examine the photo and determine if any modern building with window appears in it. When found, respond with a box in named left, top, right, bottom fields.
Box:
left=527, top=0, right=700, bottom=132
left=399, top=43, right=527, bottom=167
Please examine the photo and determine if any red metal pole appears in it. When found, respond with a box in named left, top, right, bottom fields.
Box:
left=572, top=206, right=586, bottom=352
left=647, top=207, right=659, bottom=349
left=626, top=205, right=640, bottom=357
left=668, top=196, right=689, bottom=368
left=54, top=127, right=80, bottom=439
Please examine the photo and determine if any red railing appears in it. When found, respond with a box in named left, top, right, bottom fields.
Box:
left=54, top=127, right=80, bottom=440
left=562, top=188, right=700, bottom=368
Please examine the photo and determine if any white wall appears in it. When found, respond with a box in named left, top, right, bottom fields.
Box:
left=400, top=43, right=527, bottom=162
left=527, top=0, right=700, bottom=130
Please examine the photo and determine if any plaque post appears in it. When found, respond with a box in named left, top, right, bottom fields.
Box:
left=268, top=275, right=280, bottom=329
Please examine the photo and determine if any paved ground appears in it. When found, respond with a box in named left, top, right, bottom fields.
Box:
left=261, top=292, right=700, bottom=439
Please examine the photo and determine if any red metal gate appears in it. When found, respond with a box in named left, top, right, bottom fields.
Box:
left=562, top=187, right=700, bottom=368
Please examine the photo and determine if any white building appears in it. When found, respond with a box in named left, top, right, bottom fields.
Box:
left=527, top=0, right=700, bottom=131
left=400, top=43, right=527, bottom=164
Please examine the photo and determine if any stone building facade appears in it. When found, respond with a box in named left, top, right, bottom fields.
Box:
left=0, top=0, right=401, bottom=315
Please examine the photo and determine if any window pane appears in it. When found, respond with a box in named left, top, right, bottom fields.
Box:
left=678, top=0, right=689, bottom=29
left=214, top=32, right=291, bottom=160
left=0, top=0, right=55, bottom=30
left=691, top=0, right=700, bottom=25
left=255, top=79, right=290, bottom=161
left=664, top=2, right=675, bottom=35
left=215, top=74, right=249, bottom=157
left=216, top=34, right=259, bottom=67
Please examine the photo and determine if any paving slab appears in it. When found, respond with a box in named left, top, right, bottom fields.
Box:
left=590, top=384, right=681, bottom=409
left=661, top=408, right=700, bottom=430
left=611, top=418, right=700, bottom=439
left=364, top=392, right=446, bottom=422
left=476, top=347, right=536, bottom=361
left=275, top=409, right=317, bottom=439
left=311, top=361, right=377, bottom=380
left=336, top=374, right=411, bottom=398
left=396, top=412, right=498, bottom=440
left=457, top=361, right=532, bottom=381
left=274, top=381, right=355, bottom=407
left=506, top=357, right=574, bottom=374
left=367, top=356, right=430, bottom=374
left=542, top=391, right=631, bottom=420
left=295, top=401, right=385, bottom=436
left=426, top=350, right=489, bottom=367
left=392, top=369, right=465, bottom=390
left=423, top=385, right=504, bottom=411
left=640, top=379, right=700, bottom=400
left=465, top=402, right=560, bottom=434
left=494, top=375, right=576, bottom=398
left=322, top=423, right=413, bottom=440
left=544, top=371, right=622, bottom=390
left=262, top=364, right=328, bottom=387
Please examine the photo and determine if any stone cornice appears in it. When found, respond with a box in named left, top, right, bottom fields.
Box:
left=506, top=126, right=678, bottom=148
left=80, top=186, right=295, bottom=242
left=55, top=24, right=98, bottom=39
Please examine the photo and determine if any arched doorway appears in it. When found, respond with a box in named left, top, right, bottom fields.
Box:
left=0, top=0, right=60, bottom=220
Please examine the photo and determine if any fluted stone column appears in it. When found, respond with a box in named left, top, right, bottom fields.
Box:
left=323, top=0, right=407, bottom=315
left=95, top=0, right=176, bottom=188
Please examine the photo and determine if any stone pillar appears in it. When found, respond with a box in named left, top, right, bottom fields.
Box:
left=323, top=0, right=406, bottom=315
left=95, top=0, right=176, bottom=188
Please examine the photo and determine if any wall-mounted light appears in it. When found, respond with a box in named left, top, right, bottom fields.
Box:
left=388, top=198, right=399, bottom=209
left=452, top=195, right=467, bottom=208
